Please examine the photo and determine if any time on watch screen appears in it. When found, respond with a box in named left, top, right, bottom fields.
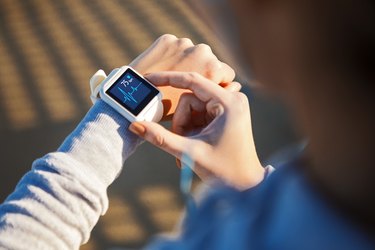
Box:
left=106, top=68, right=159, bottom=116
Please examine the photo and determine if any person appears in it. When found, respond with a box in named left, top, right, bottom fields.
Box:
left=1, top=0, right=374, bottom=249
left=0, top=33, right=238, bottom=249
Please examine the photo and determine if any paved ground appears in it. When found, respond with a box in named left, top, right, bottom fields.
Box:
left=0, top=0, right=298, bottom=249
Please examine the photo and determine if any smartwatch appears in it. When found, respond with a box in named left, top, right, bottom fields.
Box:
left=89, top=66, right=163, bottom=122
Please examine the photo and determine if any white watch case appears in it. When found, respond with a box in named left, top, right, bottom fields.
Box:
left=90, top=66, right=163, bottom=122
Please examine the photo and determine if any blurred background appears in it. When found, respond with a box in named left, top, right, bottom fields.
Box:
left=0, top=0, right=299, bottom=249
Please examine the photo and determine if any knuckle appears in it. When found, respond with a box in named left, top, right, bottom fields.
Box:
left=174, top=72, right=201, bottom=88
left=221, top=62, right=235, bottom=78
left=187, top=71, right=198, bottom=78
left=225, top=63, right=235, bottom=74
left=206, top=60, right=220, bottom=72
left=151, top=133, right=165, bottom=147
left=203, top=61, right=221, bottom=82
left=205, top=60, right=221, bottom=78
left=174, top=73, right=191, bottom=87
left=175, top=73, right=188, bottom=83
left=234, top=91, right=246, bottom=100
left=194, top=43, right=212, bottom=53
left=228, top=67, right=236, bottom=81
left=187, top=72, right=201, bottom=82
left=180, top=92, right=193, bottom=101
left=178, top=93, right=194, bottom=108
left=158, top=34, right=177, bottom=43
left=178, top=37, right=193, bottom=47
left=234, top=92, right=249, bottom=106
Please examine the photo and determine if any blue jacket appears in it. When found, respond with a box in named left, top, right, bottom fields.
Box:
left=148, top=162, right=374, bottom=250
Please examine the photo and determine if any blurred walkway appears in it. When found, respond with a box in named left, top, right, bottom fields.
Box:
left=0, top=0, right=298, bottom=249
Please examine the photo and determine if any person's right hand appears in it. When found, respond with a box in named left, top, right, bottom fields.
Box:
left=129, top=72, right=265, bottom=190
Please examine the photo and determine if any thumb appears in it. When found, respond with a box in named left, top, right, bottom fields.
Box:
left=129, top=121, right=189, bottom=158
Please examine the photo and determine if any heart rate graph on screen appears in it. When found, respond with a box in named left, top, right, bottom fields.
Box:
left=107, top=73, right=152, bottom=112
left=118, top=80, right=142, bottom=104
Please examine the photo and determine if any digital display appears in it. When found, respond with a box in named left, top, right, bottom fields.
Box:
left=106, top=68, right=159, bottom=116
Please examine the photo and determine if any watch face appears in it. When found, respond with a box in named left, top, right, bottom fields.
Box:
left=106, top=68, right=159, bottom=116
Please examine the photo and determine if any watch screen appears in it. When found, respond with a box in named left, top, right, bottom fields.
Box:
left=106, top=68, right=159, bottom=116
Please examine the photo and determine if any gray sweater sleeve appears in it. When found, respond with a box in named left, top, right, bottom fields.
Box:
left=0, top=100, right=142, bottom=250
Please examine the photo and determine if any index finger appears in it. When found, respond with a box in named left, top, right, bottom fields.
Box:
left=146, top=71, right=227, bottom=103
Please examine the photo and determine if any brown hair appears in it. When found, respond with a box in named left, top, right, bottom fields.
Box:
left=299, top=0, right=375, bottom=85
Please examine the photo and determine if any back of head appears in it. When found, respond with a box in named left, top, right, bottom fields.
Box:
left=296, top=0, right=375, bottom=88
left=218, top=0, right=375, bottom=230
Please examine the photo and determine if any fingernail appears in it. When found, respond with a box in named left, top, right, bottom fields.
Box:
left=176, top=158, right=182, bottom=169
left=212, top=103, right=225, bottom=116
left=129, top=122, right=146, bottom=137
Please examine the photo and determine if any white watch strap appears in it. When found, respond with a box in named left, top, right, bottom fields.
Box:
left=149, top=99, right=164, bottom=122
left=89, top=68, right=122, bottom=104
left=155, top=100, right=164, bottom=122
left=89, top=69, right=107, bottom=104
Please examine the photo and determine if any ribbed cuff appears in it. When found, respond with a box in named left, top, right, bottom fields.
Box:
left=56, top=100, right=143, bottom=186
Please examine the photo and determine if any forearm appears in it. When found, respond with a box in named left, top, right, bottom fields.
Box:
left=0, top=100, right=142, bottom=249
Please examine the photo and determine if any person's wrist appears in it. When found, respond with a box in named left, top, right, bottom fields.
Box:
left=128, top=62, right=144, bottom=74
left=232, top=163, right=266, bottom=190
left=92, top=99, right=127, bottom=123
left=57, top=99, right=141, bottom=186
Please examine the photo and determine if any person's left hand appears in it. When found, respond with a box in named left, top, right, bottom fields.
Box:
left=129, top=34, right=236, bottom=120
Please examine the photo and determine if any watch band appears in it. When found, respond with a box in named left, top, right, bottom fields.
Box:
left=89, top=69, right=107, bottom=104
left=90, top=68, right=122, bottom=104
left=143, top=99, right=164, bottom=122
